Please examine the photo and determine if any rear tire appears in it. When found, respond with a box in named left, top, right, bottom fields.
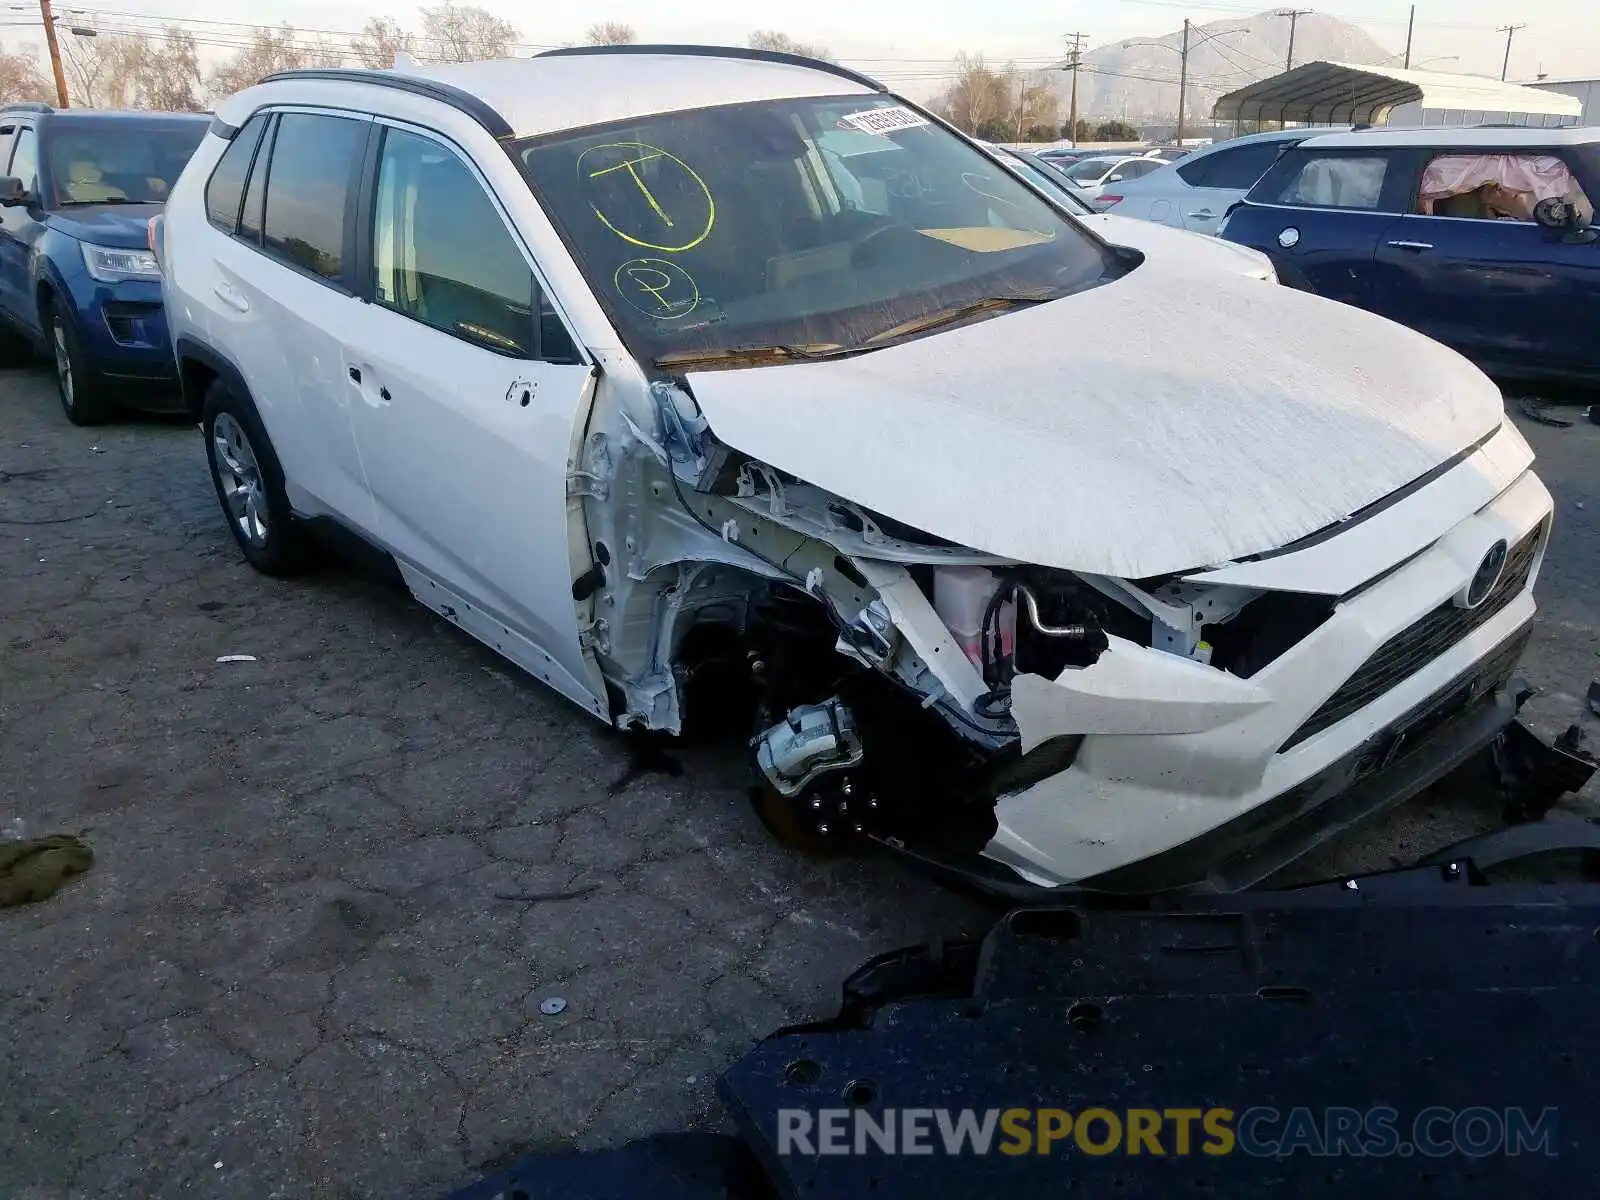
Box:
left=201, top=379, right=314, bottom=576
left=48, top=305, right=117, bottom=426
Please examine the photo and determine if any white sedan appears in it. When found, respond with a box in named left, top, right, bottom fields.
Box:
left=1057, top=154, right=1164, bottom=203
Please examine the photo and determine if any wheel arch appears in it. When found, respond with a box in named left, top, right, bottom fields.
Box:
left=175, top=335, right=254, bottom=423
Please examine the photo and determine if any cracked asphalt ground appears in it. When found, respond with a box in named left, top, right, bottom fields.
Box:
left=1, top=363, right=1596, bottom=1199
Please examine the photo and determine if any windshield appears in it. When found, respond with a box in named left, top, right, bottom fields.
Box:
left=49, top=122, right=207, bottom=206
left=516, top=95, right=1115, bottom=366
left=1064, top=157, right=1121, bottom=182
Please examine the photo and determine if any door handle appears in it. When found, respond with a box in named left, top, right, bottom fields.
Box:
left=1188, top=209, right=1216, bottom=219
left=212, top=283, right=248, bottom=313
left=1387, top=240, right=1433, bottom=251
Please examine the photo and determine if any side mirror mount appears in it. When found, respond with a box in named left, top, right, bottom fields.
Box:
left=0, top=176, right=26, bottom=206
left=1533, top=195, right=1598, bottom=244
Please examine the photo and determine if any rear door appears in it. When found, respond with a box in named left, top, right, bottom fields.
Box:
left=1370, top=147, right=1600, bottom=375
left=201, top=108, right=377, bottom=528
left=1226, top=147, right=1411, bottom=307
left=337, top=119, right=608, bottom=717
left=1165, top=138, right=1302, bottom=234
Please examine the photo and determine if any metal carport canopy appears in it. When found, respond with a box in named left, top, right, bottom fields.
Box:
left=1212, top=60, right=1583, bottom=125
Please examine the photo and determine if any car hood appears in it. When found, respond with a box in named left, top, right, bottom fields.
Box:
left=684, top=254, right=1506, bottom=578
left=1079, top=213, right=1274, bottom=278
left=46, top=204, right=161, bottom=248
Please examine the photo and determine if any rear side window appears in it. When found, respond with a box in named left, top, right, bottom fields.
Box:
left=1178, top=140, right=1295, bottom=190
left=261, top=113, right=368, bottom=283
left=1120, top=159, right=1161, bottom=180
left=205, top=113, right=267, bottom=232
left=238, top=116, right=275, bottom=243
left=1265, top=154, right=1391, bottom=210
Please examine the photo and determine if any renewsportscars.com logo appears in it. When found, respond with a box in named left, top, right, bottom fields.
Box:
left=776, top=1106, right=1560, bottom=1159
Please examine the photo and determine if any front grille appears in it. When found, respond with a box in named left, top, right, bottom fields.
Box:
left=1280, top=521, right=1544, bottom=751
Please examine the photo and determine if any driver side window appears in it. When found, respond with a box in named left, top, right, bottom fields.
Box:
left=372, top=127, right=577, bottom=362
left=9, top=128, right=37, bottom=199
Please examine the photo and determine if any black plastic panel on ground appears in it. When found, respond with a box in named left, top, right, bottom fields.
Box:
left=1281, top=523, right=1544, bottom=752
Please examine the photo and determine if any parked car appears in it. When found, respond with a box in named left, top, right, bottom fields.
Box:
left=1096, top=127, right=1337, bottom=234
left=158, top=49, right=1552, bottom=895
left=1034, top=147, right=1104, bottom=165
left=979, top=142, right=1277, bottom=280
left=1220, top=126, right=1600, bottom=386
left=1057, top=154, right=1165, bottom=203
left=0, top=103, right=209, bottom=423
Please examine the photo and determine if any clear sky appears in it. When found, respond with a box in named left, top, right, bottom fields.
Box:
left=19, top=0, right=1600, bottom=100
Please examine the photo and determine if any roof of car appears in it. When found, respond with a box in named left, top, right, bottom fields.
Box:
left=1298, top=125, right=1599, bottom=149
left=255, top=47, right=883, bottom=140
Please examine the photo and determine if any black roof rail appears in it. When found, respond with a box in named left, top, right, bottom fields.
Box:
left=535, top=44, right=887, bottom=93
left=0, top=101, right=52, bottom=115
left=256, top=67, right=514, bottom=138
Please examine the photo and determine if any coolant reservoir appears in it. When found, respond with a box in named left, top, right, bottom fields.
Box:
left=933, top=567, right=1014, bottom=671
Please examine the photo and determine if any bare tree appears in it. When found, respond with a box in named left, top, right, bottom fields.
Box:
left=139, top=28, right=203, bottom=111
left=350, top=17, right=415, bottom=69
left=0, top=40, right=51, bottom=104
left=747, top=30, right=833, bottom=62
left=61, top=32, right=143, bottom=108
left=208, top=25, right=340, bottom=98
left=418, top=3, right=519, bottom=62
left=934, top=54, right=1012, bottom=135
left=585, top=22, right=636, bottom=46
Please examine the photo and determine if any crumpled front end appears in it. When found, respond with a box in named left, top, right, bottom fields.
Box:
left=574, top=367, right=1551, bottom=896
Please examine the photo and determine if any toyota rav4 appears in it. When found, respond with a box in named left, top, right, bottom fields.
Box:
left=155, top=46, right=1553, bottom=895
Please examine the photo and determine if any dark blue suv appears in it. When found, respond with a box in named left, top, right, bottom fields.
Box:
left=0, top=104, right=208, bottom=424
left=1220, top=126, right=1600, bottom=387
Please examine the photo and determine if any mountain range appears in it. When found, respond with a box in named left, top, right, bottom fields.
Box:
left=1052, top=12, right=1396, bottom=122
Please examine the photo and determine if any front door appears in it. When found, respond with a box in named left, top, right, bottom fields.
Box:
left=0, top=124, right=42, bottom=331
left=338, top=121, right=608, bottom=717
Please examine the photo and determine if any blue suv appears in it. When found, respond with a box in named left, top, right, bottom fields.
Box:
left=0, top=104, right=208, bottom=424
left=1220, top=126, right=1600, bottom=387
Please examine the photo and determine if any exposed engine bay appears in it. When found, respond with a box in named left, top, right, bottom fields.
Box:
left=569, top=377, right=1391, bottom=883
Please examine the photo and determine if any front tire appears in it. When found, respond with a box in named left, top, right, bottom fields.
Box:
left=202, top=379, right=313, bottom=576
left=49, top=306, right=116, bottom=426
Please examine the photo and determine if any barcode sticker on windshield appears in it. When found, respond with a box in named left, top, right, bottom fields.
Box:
left=836, top=106, right=931, bottom=136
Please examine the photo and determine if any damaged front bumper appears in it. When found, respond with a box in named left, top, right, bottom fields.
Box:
left=971, top=472, right=1553, bottom=893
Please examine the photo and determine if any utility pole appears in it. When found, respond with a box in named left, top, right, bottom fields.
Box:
left=39, top=0, right=69, bottom=107
left=1176, top=19, right=1189, bottom=145
left=1063, top=32, right=1086, bottom=145
left=1497, top=23, right=1527, bottom=81
left=1280, top=9, right=1313, bottom=72
left=1403, top=4, right=1414, bottom=68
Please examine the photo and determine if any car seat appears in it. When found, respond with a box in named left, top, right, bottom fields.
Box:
left=62, top=160, right=127, bottom=204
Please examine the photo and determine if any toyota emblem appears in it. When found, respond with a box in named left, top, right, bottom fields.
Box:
left=1463, top=539, right=1509, bottom=608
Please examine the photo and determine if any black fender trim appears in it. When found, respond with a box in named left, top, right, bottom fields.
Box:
left=173, top=335, right=254, bottom=419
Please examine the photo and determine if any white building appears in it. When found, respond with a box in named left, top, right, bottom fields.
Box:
left=1529, top=78, right=1600, bottom=125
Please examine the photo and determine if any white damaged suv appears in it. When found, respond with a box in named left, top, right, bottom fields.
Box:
left=156, top=46, right=1552, bottom=895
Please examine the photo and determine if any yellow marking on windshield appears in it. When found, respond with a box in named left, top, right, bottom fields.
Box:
left=577, top=142, right=716, bottom=253
left=916, top=227, right=1054, bottom=252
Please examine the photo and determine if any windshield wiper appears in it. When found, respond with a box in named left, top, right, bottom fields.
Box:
left=861, top=292, right=1060, bottom=346
left=654, top=342, right=854, bottom=371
